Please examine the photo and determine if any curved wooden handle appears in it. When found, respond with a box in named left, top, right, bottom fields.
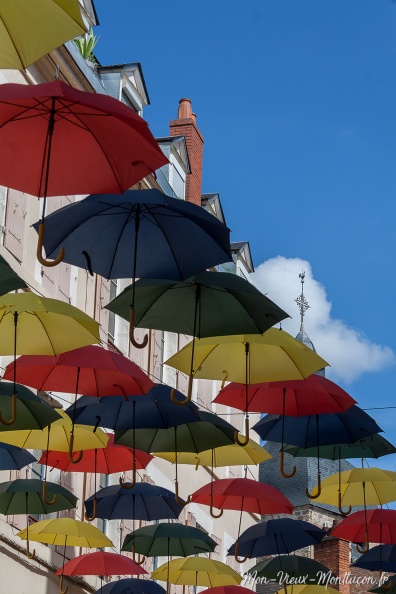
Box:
left=59, top=575, right=68, bottom=594
left=234, top=417, right=250, bottom=447
left=234, top=540, right=248, bottom=563
left=175, top=479, right=191, bottom=506
left=210, top=496, right=223, bottom=518
left=42, top=480, right=57, bottom=505
left=380, top=572, right=392, bottom=590
left=119, top=465, right=137, bottom=489
left=306, top=473, right=322, bottom=499
left=37, top=222, right=65, bottom=267
left=132, top=545, right=146, bottom=566
left=129, top=308, right=148, bottom=349
left=338, top=491, right=352, bottom=516
left=68, top=434, right=83, bottom=464
left=26, top=541, right=36, bottom=560
left=84, top=498, right=97, bottom=522
left=356, top=536, right=370, bottom=554
left=170, top=375, right=192, bottom=406
left=0, top=392, right=17, bottom=426
left=280, top=450, right=296, bottom=478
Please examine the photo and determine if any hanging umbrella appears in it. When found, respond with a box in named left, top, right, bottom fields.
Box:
left=151, top=558, right=242, bottom=587
left=371, top=576, right=396, bottom=593
left=331, top=509, right=396, bottom=557
left=84, top=483, right=185, bottom=522
left=55, top=551, right=148, bottom=577
left=0, top=255, right=27, bottom=295
left=0, top=381, right=60, bottom=431
left=0, top=81, right=167, bottom=267
left=0, top=292, right=100, bottom=425
left=283, top=433, right=396, bottom=461
left=122, top=523, right=217, bottom=565
left=353, top=544, right=396, bottom=572
left=97, top=579, right=166, bottom=594
left=33, top=188, right=232, bottom=347
left=0, top=442, right=36, bottom=471
left=252, top=405, right=382, bottom=498
left=105, top=272, right=289, bottom=396
left=0, top=478, right=77, bottom=515
left=0, top=0, right=87, bottom=69
left=165, top=330, right=329, bottom=443
left=248, top=555, right=333, bottom=586
left=227, top=518, right=327, bottom=559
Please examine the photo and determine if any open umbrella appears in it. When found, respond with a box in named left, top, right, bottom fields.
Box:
left=97, top=579, right=166, bottom=594
left=105, top=272, right=289, bottom=397
left=248, top=555, right=333, bottom=587
left=0, top=81, right=167, bottom=267
left=353, top=544, right=396, bottom=572
left=165, top=329, right=329, bottom=444
left=0, top=0, right=87, bottom=69
left=0, top=478, right=77, bottom=516
left=371, top=575, right=396, bottom=593
left=151, top=558, right=242, bottom=588
left=55, top=551, right=148, bottom=579
left=331, top=509, right=396, bottom=556
left=33, top=189, right=232, bottom=347
left=0, top=442, right=36, bottom=471
left=0, top=255, right=27, bottom=295
left=0, top=381, right=60, bottom=431
left=0, top=292, right=100, bottom=425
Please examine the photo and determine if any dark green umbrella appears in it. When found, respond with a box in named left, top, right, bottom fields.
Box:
left=0, top=381, right=61, bottom=432
left=249, top=554, right=333, bottom=585
left=0, top=256, right=27, bottom=297
left=122, top=523, right=217, bottom=565
left=370, top=574, right=396, bottom=592
left=0, top=478, right=77, bottom=515
left=283, top=434, right=396, bottom=461
left=105, top=272, right=289, bottom=404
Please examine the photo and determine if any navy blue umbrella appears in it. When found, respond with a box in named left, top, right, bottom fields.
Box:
left=84, top=483, right=184, bottom=521
left=353, top=544, right=396, bottom=572
left=252, top=405, right=382, bottom=499
left=96, top=579, right=166, bottom=594
left=227, top=518, right=328, bottom=561
left=33, top=189, right=232, bottom=348
left=0, top=442, right=36, bottom=470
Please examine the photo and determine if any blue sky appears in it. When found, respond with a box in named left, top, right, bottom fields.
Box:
left=93, top=0, right=396, bottom=467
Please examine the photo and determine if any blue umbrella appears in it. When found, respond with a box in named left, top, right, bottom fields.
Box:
left=252, top=405, right=382, bottom=498
left=353, top=544, right=396, bottom=572
left=96, top=579, right=166, bottom=594
left=84, top=483, right=184, bottom=521
left=33, top=189, right=232, bottom=348
left=0, top=442, right=36, bottom=470
left=227, top=518, right=328, bottom=561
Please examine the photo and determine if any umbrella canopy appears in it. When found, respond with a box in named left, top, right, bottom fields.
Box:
left=55, top=551, right=148, bottom=577
left=97, top=579, right=166, bottom=594
left=0, top=381, right=60, bottom=431
left=122, top=523, right=217, bottom=557
left=84, top=483, right=185, bottom=521
left=227, top=518, right=327, bottom=558
left=283, top=434, right=396, bottom=460
left=0, top=255, right=27, bottom=296
left=0, top=478, right=77, bottom=515
left=0, top=442, right=36, bottom=471
left=331, top=509, right=396, bottom=544
left=4, top=345, right=154, bottom=397
left=105, top=272, right=289, bottom=337
left=151, top=558, right=242, bottom=587
left=38, top=434, right=153, bottom=474
left=0, top=0, right=87, bottom=69
left=370, top=575, right=396, bottom=593
left=214, top=375, right=356, bottom=416
left=17, top=517, right=113, bottom=547
left=353, top=544, right=396, bottom=572
left=249, top=555, right=332, bottom=585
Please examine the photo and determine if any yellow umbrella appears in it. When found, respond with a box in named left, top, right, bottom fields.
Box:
left=152, top=557, right=242, bottom=587
left=165, top=329, right=329, bottom=445
left=0, top=292, right=100, bottom=425
left=154, top=439, right=271, bottom=467
left=0, top=0, right=87, bottom=70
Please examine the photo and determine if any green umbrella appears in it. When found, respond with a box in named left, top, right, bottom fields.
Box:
left=370, top=574, right=396, bottom=592
left=0, top=478, right=77, bottom=515
left=0, top=256, right=27, bottom=296
left=122, top=523, right=217, bottom=565
left=0, top=381, right=61, bottom=432
left=283, top=434, right=396, bottom=461
left=249, top=555, right=333, bottom=586
left=105, top=272, right=289, bottom=404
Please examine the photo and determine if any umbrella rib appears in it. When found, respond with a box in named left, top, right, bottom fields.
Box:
left=148, top=209, right=185, bottom=279
left=108, top=210, right=136, bottom=279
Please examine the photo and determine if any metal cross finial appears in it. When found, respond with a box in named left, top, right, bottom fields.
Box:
left=295, top=270, right=310, bottom=331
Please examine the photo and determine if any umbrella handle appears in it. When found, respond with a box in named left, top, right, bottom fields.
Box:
left=210, top=496, right=223, bottom=519
left=129, top=308, right=148, bottom=349
left=175, top=479, right=191, bottom=506
left=132, top=545, right=146, bottom=566
left=338, top=492, right=352, bottom=516
left=221, top=370, right=228, bottom=390
left=37, top=222, right=65, bottom=267
left=59, top=575, right=68, bottom=594
left=306, top=472, right=322, bottom=499
left=356, top=535, right=370, bottom=554
left=234, top=417, right=250, bottom=447
left=380, top=572, right=392, bottom=590
left=84, top=498, right=97, bottom=521
left=234, top=540, right=248, bottom=564
left=280, top=450, right=296, bottom=478
left=42, top=480, right=57, bottom=506
left=119, top=465, right=137, bottom=489
left=26, top=541, right=36, bottom=560
left=0, top=392, right=17, bottom=426
left=170, top=375, right=193, bottom=406
left=68, top=435, right=83, bottom=464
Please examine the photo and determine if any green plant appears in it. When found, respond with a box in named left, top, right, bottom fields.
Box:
left=73, top=28, right=100, bottom=61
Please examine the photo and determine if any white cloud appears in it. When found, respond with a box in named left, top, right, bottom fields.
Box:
left=251, top=256, right=396, bottom=384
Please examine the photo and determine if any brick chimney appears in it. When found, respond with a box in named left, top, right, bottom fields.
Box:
left=169, top=98, right=204, bottom=206
left=314, top=531, right=351, bottom=594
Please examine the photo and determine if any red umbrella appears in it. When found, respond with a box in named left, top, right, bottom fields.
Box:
left=331, top=509, right=396, bottom=546
left=0, top=80, right=167, bottom=266
left=213, top=375, right=356, bottom=484
left=191, top=477, right=293, bottom=563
